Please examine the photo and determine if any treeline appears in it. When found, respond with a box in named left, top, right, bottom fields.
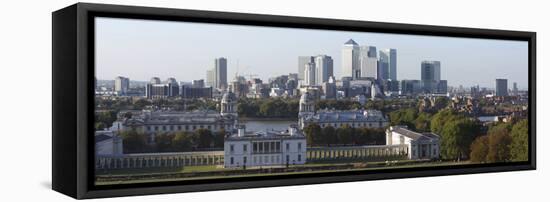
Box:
left=237, top=98, right=299, bottom=118
left=95, top=110, right=118, bottom=130
left=315, top=100, right=362, bottom=111
left=119, top=129, right=225, bottom=153
left=303, top=124, right=385, bottom=147
left=389, top=108, right=483, bottom=160
left=470, top=120, right=528, bottom=163
left=388, top=106, right=529, bottom=163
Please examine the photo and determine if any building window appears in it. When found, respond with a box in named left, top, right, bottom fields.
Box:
left=192, top=125, right=196, bottom=130
left=230, top=144, right=234, bottom=152
left=270, top=142, right=275, bottom=153
left=243, top=144, right=248, bottom=152
left=177, top=125, right=181, bottom=130
left=200, top=125, right=204, bottom=129
left=207, top=125, right=211, bottom=130
left=276, top=142, right=281, bottom=152
left=162, top=126, right=166, bottom=131
left=259, top=142, right=263, bottom=153
left=298, top=142, right=302, bottom=151
left=286, top=143, right=290, bottom=151
left=264, top=156, right=268, bottom=163
left=169, top=125, right=173, bottom=131
left=254, top=156, right=257, bottom=163
left=298, top=154, right=302, bottom=162
left=253, top=142, right=258, bottom=153
left=185, top=125, right=189, bottom=130
left=230, top=157, right=234, bottom=165
left=154, top=126, right=158, bottom=131
left=243, top=156, right=247, bottom=164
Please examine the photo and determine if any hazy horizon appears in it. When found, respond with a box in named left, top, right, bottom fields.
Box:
left=95, top=17, right=529, bottom=89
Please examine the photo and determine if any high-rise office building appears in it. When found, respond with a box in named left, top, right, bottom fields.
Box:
left=206, top=69, right=215, bottom=87
left=360, top=46, right=378, bottom=79
left=342, top=39, right=361, bottom=79
left=298, top=56, right=314, bottom=80
left=495, top=79, right=508, bottom=96
left=380, top=49, right=397, bottom=80
left=314, top=55, right=333, bottom=85
left=205, top=58, right=228, bottom=89
left=420, top=61, right=445, bottom=94
left=512, top=82, right=518, bottom=96
left=214, top=57, right=227, bottom=89
left=192, top=79, right=205, bottom=88
left=421, top=61, right=441, bottom=81
left=114, top=76, right=129, bottom=95
left=304, top=62, right=316, bottom=86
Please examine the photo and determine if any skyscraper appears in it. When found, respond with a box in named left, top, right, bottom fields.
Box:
left=342, top=39, right=360, bottom=79
left=304, top=62, right=316, bottom=86
left=421, top=61, right=441, bottom=81
left=114, top=76, right=129, bottom=95
left=495, top=79, right=508, bottom=96
left=314, top=55, right=333, bottom=85
left=298, top=56, right=314, bottom=80
left=206, top=69, right=215, bottom=87
left=421, top=61, right=443, bottom=93
left=214, top=57, right=228, bottom=89
left=359, top=46, right=378, bottom=79
left=380, top=49, right=397, bottom=80
left=512, top=82, right=518, bottom=96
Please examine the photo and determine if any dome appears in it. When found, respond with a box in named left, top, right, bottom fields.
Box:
left=222, top=92, right=237, bottom=102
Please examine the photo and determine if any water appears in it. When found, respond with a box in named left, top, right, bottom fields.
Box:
left=478, top=116, right=499, bottom=122
left=241, top=120, right=297, bottom=132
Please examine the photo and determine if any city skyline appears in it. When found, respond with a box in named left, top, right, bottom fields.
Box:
left=95, top=17, right=529, bottom=89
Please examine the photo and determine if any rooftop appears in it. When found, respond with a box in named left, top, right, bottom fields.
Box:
left=391, top=126, right=440, bottom=141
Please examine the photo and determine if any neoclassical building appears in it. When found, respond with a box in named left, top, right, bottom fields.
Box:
left=386, top=125, right=440, bottom=160
left=224, top=124, right=306, bottom=168
left=298, top=92, right=389, bottom=129
left=114, top=92, right=238, bottom=143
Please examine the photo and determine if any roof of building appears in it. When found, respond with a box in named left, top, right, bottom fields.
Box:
left=302, top=109, right=387, bottom=123
left=124, top=109, right=235, bottom=125
left=344, top=39, right=358, bottom=45
left=226, top=128, right=305, bottom=141
left=95, top=131, right=114, bottom=143
left=391, top=126, right=440, bottom=141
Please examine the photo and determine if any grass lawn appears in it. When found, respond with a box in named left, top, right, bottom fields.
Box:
left=96, top=160, right=472, bottom=185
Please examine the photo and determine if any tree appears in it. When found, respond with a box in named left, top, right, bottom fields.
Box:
left=414, top=112, right=432, bottom=132
left=389, top=108, right=418, bottom=129
left=336, top=125, right=353, bottom=145
left=322, top=126, right=337, bottom=146
left=509, top=120, right=528, bottom=162
left=440, top=117, right=481, bottom=160
left=172, top=131, right=194, bottom=152
left=486, top=123, right=512, bottom=162
left=195, top=129, right=214, bottom=148
left=155, top=133, right=175, bottom=152
left=430, top=109, right=455, bottom=135
left=470, top=135, right=489, bottom=163
left=304, top=124, right=322, bottom=146
left=119, top=129, right=149, bottom=153
left=213, top=129, right=226, bottom=148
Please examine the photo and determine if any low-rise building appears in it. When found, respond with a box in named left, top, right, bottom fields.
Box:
left=298, top=92, right=389, bottom=129
left=224, top=125, right=306, bottom=168
left=385, top=126, right=440, bottom=160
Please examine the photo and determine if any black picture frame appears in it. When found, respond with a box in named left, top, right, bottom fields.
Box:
left=52, top=2, right=536, bottom=199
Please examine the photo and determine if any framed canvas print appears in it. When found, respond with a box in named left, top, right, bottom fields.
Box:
left=52, top=3, right=536, bottom=199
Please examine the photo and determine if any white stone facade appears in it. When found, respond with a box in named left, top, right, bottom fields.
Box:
left=386, top=126, right=440, bottom=160
left=224, top=125, right=306, bottom=168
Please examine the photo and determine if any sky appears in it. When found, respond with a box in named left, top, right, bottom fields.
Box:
left=95, top=17, right=529, bottom=89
